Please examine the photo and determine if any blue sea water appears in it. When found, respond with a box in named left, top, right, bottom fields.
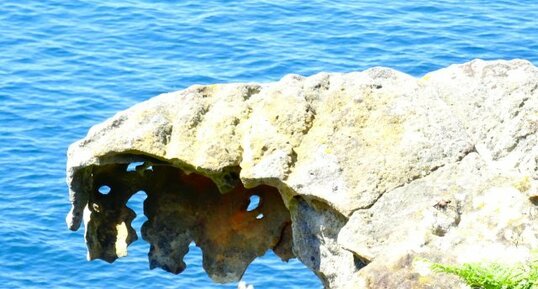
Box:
left=0, top=1, right=537, bottom=288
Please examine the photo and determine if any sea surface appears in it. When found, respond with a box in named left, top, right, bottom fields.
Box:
left=0, top=1, right=537, bottom=288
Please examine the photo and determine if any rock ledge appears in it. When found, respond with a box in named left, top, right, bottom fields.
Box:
left=67, top=59, right=538, bottom=288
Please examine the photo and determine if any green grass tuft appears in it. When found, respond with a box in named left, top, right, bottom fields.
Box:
left=431, top=257, right=538, bottom=289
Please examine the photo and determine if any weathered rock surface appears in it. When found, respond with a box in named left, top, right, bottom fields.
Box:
left=66, top=59, right=538, bottom=288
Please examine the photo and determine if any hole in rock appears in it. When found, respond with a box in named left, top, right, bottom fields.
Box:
left=353, top=253, right=369, bottom=270
left=98, top=185, right=111, bottom=195
left=86, top=161, right=322, bottom=287
left=122, top=190, right=150, bottom=258
left=127, top=162, right=145, bottom=172
left=247, top=195, right=260, bottom=211
left=126, top=190, right=148, bottom=233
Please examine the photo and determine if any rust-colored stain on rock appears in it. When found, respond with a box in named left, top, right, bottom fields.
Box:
left=84, top=162, right=292, bottom=282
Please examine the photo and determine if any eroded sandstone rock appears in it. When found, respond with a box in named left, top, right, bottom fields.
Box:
left=67, top=59, right=538, bottom=288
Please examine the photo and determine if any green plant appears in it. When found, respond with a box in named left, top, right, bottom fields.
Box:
left=431, top=257, right=538, bottom=289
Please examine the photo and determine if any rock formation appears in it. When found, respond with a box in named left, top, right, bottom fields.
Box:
left=66, top=59, right=538, bottom=288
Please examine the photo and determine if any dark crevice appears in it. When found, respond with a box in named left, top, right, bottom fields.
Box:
left=352, top=252, right=370, bottom=270
left=530, top=196, right=538, bottom=206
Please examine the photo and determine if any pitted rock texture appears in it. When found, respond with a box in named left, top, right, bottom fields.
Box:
left=67, top=59, right=538, bottom=288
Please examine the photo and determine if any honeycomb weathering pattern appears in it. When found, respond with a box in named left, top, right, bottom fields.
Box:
left=84, top=162, right=292, bottom=283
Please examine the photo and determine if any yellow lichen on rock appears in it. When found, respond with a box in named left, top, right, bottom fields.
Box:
left=513, top=175, right=531, bottom=192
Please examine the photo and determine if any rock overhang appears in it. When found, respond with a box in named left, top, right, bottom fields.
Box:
left=66, top=59, right=538, bottom=288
